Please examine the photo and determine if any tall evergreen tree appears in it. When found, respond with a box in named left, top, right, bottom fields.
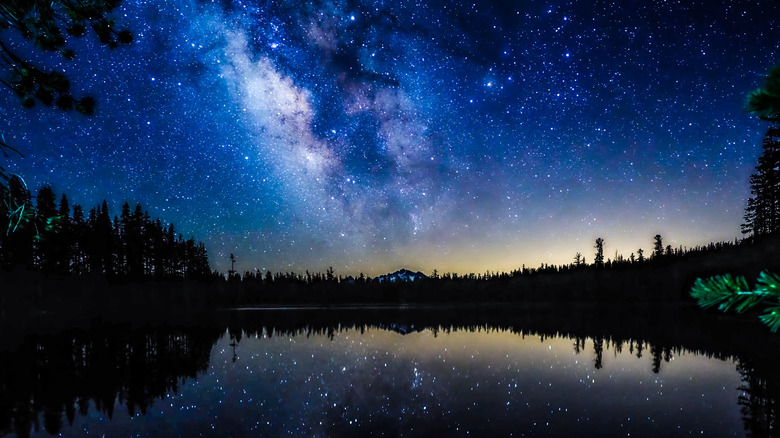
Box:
left=34, top=186, right=58, bottom=271
left=742, top=126, right=780, bottom=238
left=35, top=186, right=57, bottom=219
left=127, top=203, right=145, bottom=279
left=653, top=234, right=664, bottom=258
left=71, top=203, right=87, bottom=274
left=594, top=238, right=605, bottom=268
left=93, top=200, right=114, bottom=274
left=56, top=194, right=73, bottom=274
left=151, top=218, right=165, bottom=278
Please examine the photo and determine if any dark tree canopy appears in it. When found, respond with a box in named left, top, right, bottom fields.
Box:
left=0, top=0, right=132, bottom=113
left=0, top=1, right=131, bottom=227
left=747, top=64, right=780, bottom=122
left=0, top=185, right=211, bottom=279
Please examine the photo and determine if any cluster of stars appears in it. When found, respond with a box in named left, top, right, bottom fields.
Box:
left=1, top=0, right=779, bottom=275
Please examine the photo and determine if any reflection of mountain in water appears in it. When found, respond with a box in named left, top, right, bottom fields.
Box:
left=387, top=323, right=424, bottom=335
left=0, top=305, right=778, bottom=437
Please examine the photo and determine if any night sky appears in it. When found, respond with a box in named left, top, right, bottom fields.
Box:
left=2, top=0, right=779, bottom=276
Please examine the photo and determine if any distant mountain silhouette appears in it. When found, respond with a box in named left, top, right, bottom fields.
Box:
left=376, top=269, right=427, bottom=283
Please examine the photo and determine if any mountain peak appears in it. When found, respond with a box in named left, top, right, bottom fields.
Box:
left=377, top=269, right=427, bottom=283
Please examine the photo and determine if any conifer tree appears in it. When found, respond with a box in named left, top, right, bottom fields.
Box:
left=34, top=186, right=58, bottom=271
left=93, top=200, right=113, bottom=274
left=691, top=65, right=780, bottom=331
left=0, top=184, right=212, bottom=279
left=742, top=126, right=780, bottom=238
left=56, top=194, right=72, bottom=274
left=653, top=234, right=663, bottom=258
left=71, top=203, right=87, bottom=274
left=594, top=238, right=604, bottom=268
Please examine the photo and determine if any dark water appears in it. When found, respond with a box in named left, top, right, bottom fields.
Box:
left=1, top=305, right=778, bottom=437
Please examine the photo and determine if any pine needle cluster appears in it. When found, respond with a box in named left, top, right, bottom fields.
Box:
left=691, top=271, right=780, bottom=332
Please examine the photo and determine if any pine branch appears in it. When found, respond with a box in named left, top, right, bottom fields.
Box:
left=691, top=271, right=780, bottom=332
left=690, top=274, right=751, bottom=311
left=759, top=306, right=780, bottom=333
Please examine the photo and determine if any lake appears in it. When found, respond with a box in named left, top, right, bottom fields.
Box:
left=0, top=305, right=777, bottom=437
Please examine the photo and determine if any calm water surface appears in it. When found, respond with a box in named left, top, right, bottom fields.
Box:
left=0, top=308, right=772, bottom=437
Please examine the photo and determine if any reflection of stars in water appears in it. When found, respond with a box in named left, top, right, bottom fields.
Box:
left=119, top=328, right=741, bottom=436
left=43, top=328, right=741, bottom=437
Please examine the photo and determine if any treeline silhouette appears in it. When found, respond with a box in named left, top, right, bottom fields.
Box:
left=232, top=234, right=745, bottom=284
left=215, top=233, right=778, bottom=305
left=2, top=179, right=778, bottom=308
left=0, top=177, right=212, bottom=280
left=0, top=307, right=777, bottom=437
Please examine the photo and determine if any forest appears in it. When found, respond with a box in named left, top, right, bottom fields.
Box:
left=0, top=177, right=211, bottom=281
left=1, top=173, right=778, bottom=310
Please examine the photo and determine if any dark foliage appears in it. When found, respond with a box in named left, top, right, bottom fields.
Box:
left=0, top=183, right=211, bottom=280
left=0, top=1, right=131, bottom=188
left=747, top=63, right=780, bottom=123
left=742, top=125, right=780, bottom=238
left=0, top=0, right=131, bottom=112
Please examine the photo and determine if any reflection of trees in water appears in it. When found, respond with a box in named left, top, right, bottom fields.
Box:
left=0, top=324, right=221, bottom=438
left=0, top=307, right=778, bottom=437
left=225, top=309, right=779, bottom=437
left=593, top=337, right=604, bottom=369
left=239, top=319, right=779, bottom=437
left=737, top=360, right=779, bottom=438
left=572, top=336, right=585, bottom=354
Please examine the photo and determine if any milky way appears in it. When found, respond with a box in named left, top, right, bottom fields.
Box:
left=1, top=0, right=778, bottom=275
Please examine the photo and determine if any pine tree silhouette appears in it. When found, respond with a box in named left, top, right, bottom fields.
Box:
left=594, top=238, right=605, bottom=268
left=742, top=126, right=780, bottom=238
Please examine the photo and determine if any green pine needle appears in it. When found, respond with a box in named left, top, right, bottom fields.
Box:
left=759, top=305, right=780, bottom=333
left=692, top=271, right=780, bottom=333
left=690, top=274, right=750, bottom=311
left=756, top=271, right=780, bottom=298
